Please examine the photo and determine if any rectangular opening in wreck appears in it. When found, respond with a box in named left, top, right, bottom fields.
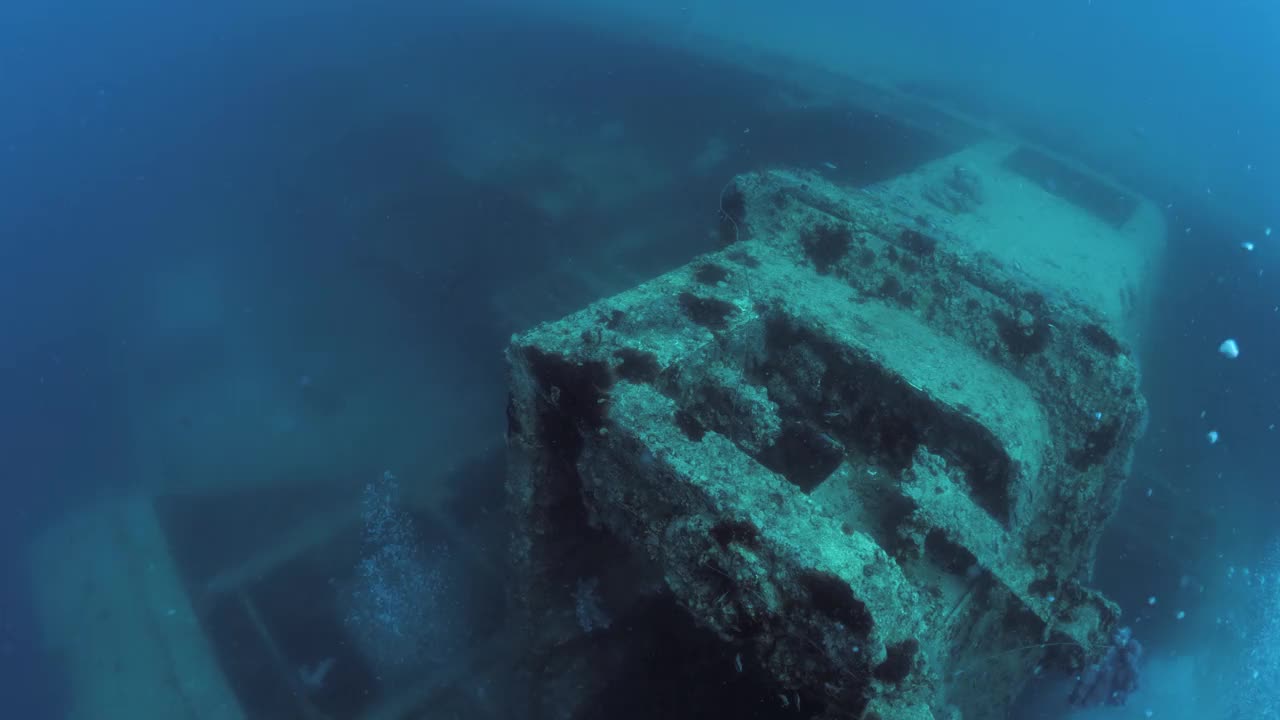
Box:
left=738, top=317, right=1015, bottom=525
left=156, top=490, right=382, bottom=718
left=155, top=486, right=509, bottom=719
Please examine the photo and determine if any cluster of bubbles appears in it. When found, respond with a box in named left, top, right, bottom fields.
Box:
left=1227, top=537, right=1280, bottom=717
left=345, top=471, right=450, bottom=677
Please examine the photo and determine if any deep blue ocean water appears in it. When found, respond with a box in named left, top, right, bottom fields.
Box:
left=2, top=2, right=1277, bottom=718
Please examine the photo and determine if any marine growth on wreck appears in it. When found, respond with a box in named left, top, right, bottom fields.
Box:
left=507, top=148, right=1160, bottom=719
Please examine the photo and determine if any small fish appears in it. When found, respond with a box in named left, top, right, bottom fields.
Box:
left=298, top=657, right=336, bottom=690
left=1219, top=338, right=1240, bottom=359
left=1242, top=242, right=1255, bottom=252
left=822, top=161, right=838, bottom=170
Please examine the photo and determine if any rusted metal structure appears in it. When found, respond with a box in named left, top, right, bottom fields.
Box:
left=507, top=151, right=1155, bottom=718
